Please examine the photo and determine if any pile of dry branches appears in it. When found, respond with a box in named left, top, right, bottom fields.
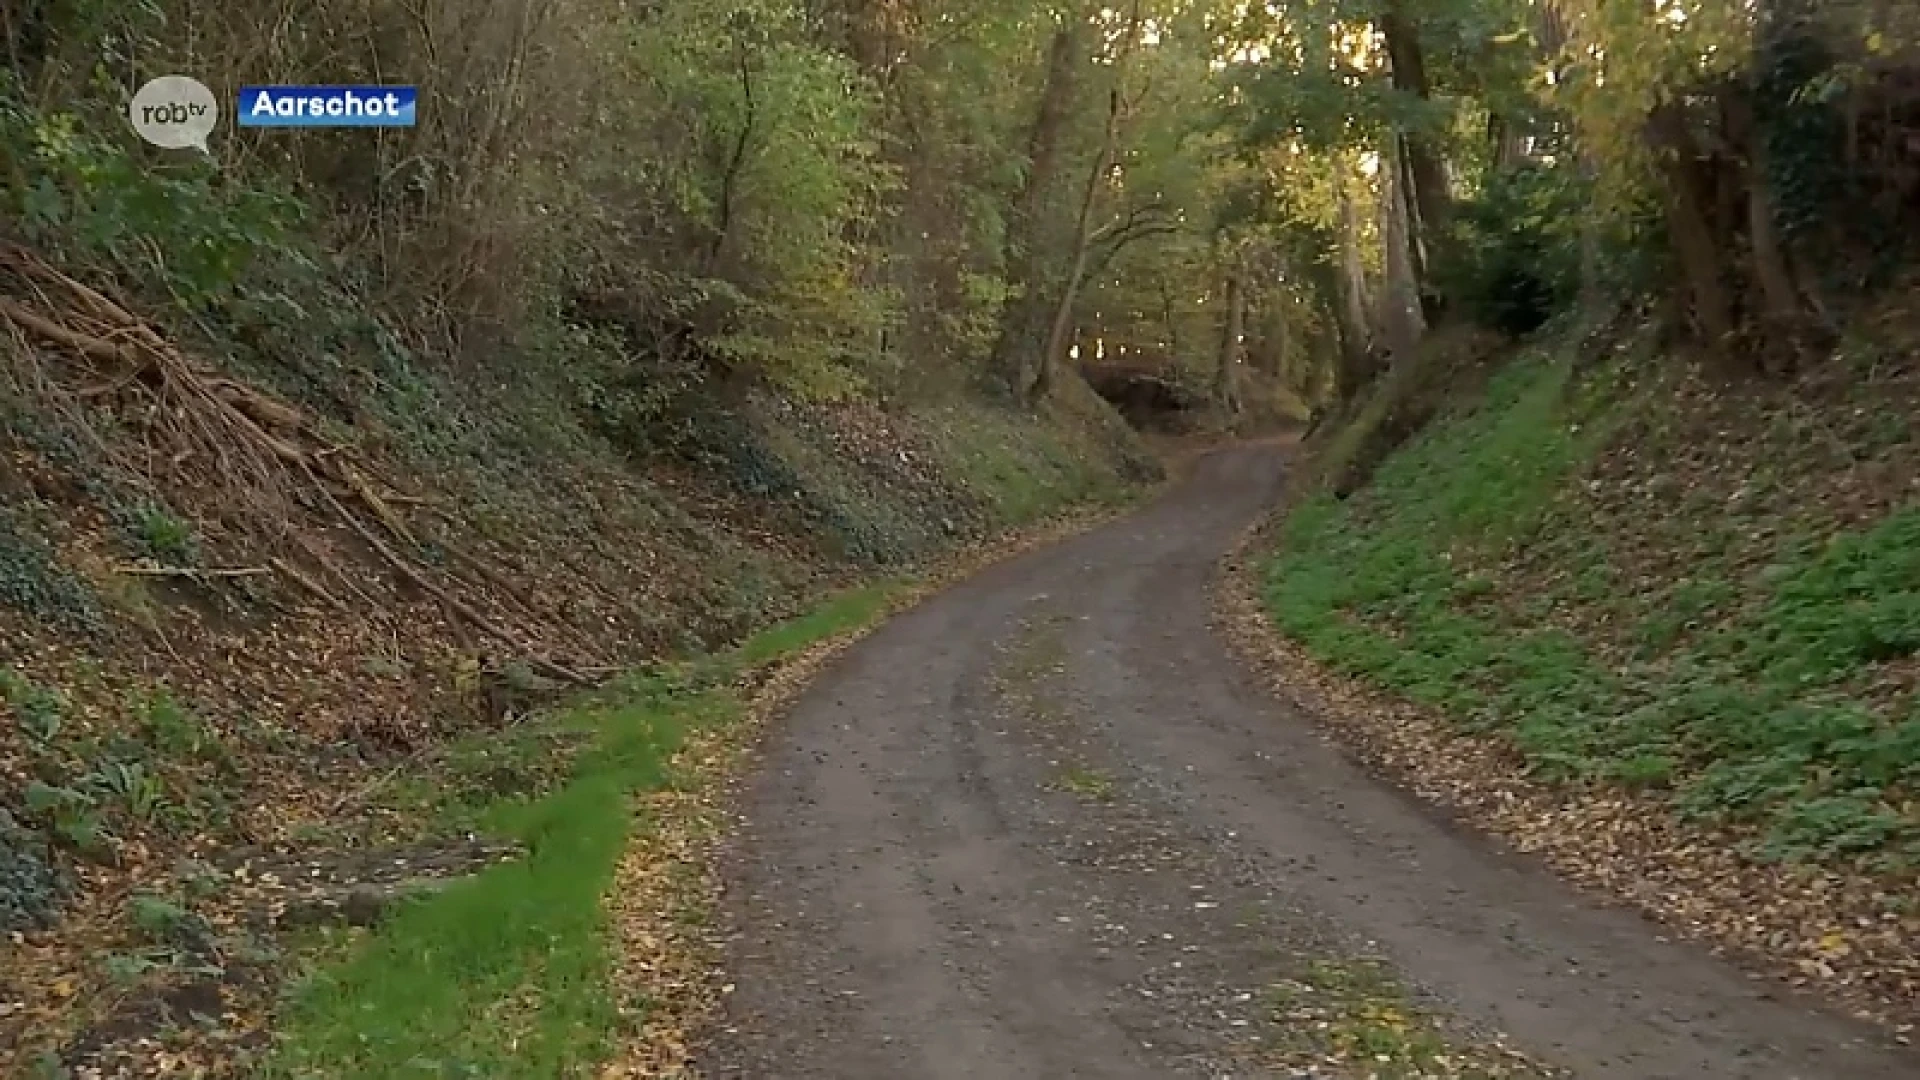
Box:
left=0, top=242, right=592, bottom=684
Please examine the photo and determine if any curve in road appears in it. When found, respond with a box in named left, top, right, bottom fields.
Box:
left=697, top=444, right=1913, bottom=1079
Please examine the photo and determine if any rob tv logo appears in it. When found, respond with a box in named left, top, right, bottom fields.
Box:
left=129, top=76, right=221, bottom=152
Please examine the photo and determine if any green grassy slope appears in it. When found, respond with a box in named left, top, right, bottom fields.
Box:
left=1264, top=323, right=1920, bottom=871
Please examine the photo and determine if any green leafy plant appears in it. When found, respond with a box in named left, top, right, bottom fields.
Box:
left=23, top=1050, right=71, bottom=1080
left=139, top=692, right=223, bottom=763
left=131, top=506, right=197, bottom=565
left=0, top=507, right=101, bottom=631
left=0, top=808, right=69, bottom=931
left=2, top=667, right=65, bottom=744
left=129, top=893, right=199, bottom=945
left=3, top=87, right=307, bottom=312
left=24, top=781, right=108, bottom=853
left=102, top=950, right=162, bottom=986
left=1265, top=346, right=1920, bottom=865
left=94, top=761, right=171, bottom=822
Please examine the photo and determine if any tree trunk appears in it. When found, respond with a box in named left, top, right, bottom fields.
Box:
left=1744, top=143, right=1804, bottom=373
left=1665, top=181, right=1736, bottom=350
left=1258, top=289, right=1290, bottom=380
left=1380, top=0, right=1451, bottom=236
left=1576, top=151, right=1608, bottom=321
left=1262, top=250, right=1293, bottom=381
left=1647, top=102, right=1735, bottom=353
left=1334, top=176, right=1376, bottom=399
left=1035, top=0, right=1146, bottom=402
left=1488, top=113, right=1526, bottom=171
left=1214, top=254, right=1246, bottom=419
left=1273, top=303, right=1291, bottom=383
left=988, top=17, right=1083, bottom=395
left=1034, top=89, right=1115, bottom=401
left=1158, top=276, right=1182, bottom=360
left=1395, top=133, right=1435, bottom=318
left=1381, top=136, right=1427, bottom=362
left=1724, top=89, right=1829, bottom=372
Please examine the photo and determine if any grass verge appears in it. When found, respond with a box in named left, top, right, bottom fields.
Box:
left=265, top=583, right=902, bottom=1078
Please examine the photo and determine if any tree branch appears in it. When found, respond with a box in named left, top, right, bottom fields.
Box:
left=1092, top=202, right=1177, bottom=246
left=710, top=33, right=758, bottom=268
left=1086, top=224, right=1181, bottom=283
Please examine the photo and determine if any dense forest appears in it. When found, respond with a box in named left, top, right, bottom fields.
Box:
left=3, top=0, right=1919, bottom=1075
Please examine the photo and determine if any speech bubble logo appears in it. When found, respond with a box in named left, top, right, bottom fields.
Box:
left=130, top=76, right=219, bottom=152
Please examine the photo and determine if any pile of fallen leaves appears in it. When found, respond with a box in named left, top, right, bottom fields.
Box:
left=1215, top=518, right=1920, bottom=1039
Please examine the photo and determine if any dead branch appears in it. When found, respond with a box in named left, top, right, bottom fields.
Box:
left=341, top=461, right=419, bottom=547
left=436, top=551, right=601, bottom=659
left=315, top=476, right=588, bottom=685
left=269, top=556, right=348, bottom=610
left=443, top=542, right=547, bottom=616
left=290, top=533, right=381, bottom=613
left=0, top=247, right=147, bottom=331
left=114, top=565, right=272, bottom=578
left=0, top=296, right=137, bottom=365
left=205, top=376, right=307, bottom=432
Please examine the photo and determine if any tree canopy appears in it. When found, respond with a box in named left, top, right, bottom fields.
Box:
left=5, top=0, right=1917, bottom=415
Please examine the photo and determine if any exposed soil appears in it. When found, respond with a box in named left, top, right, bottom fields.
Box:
left=696, top=442, right=1917, bottom=1079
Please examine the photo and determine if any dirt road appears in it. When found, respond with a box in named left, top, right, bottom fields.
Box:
left=696, top=444, right=1914, bottom=1079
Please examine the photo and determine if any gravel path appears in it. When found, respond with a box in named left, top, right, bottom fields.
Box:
left=695, top=444, right=1914, bottom=1079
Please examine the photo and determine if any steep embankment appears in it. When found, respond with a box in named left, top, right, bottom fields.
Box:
left=1245, top=308, right=1920, bottom=1029
left=0, top=242, right=1155, bottom=1074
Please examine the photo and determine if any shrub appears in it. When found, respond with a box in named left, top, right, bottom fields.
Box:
left=1433, top=164, right=1585, bottom=336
